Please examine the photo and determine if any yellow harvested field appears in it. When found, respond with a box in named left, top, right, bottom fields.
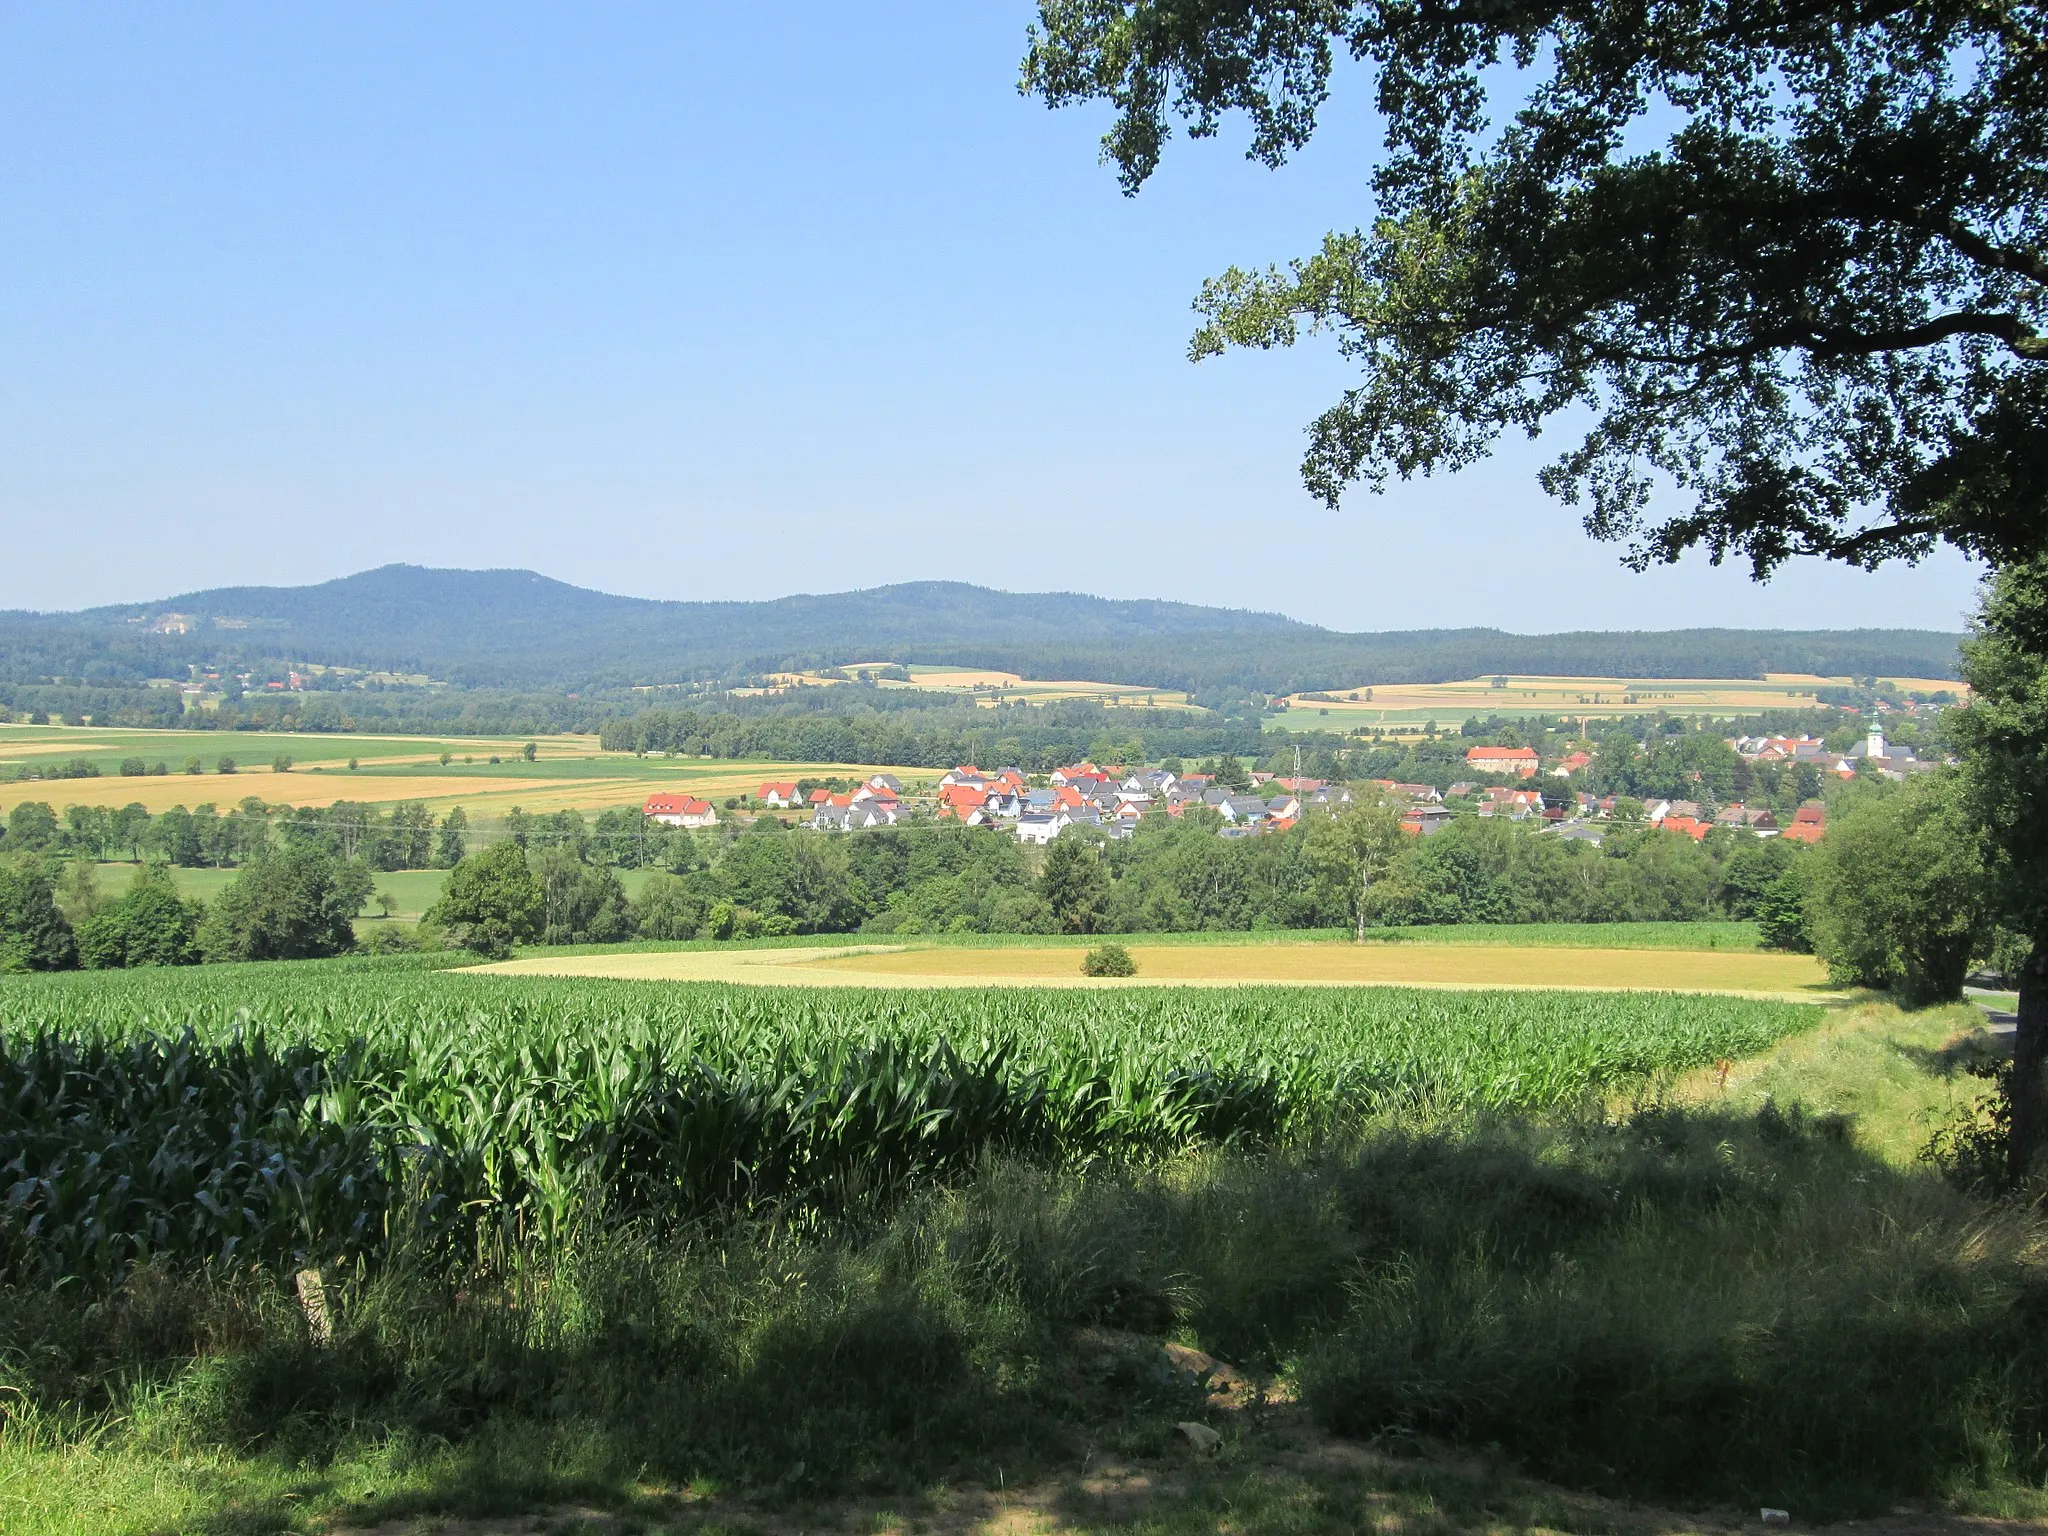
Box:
left=0, top=773, right=543, bottom=815
left=0, top=760, right=927, bottom=817
left=734, top=664, right=1200, bottom=711
left=475, top=941, right=1835, bottom=998
left=1283, top=671, right=1966, bottom=722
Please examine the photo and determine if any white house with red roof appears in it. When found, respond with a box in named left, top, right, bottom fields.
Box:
left=756, top=782, right=800, bottom=808
left=645, top=793, right=718, bottom=829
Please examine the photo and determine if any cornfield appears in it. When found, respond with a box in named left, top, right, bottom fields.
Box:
left=0, top=959, right=1819, bottom=1284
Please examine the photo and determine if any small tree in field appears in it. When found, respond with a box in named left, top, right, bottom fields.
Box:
left=1081, top=943, right=1136, bottom=976
left=1306, top=795, right=1408, bottom=942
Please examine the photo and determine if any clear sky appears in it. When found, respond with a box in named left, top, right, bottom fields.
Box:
left=0, top=3, right=1983, bottom=634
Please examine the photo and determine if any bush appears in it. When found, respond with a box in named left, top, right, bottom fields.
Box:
left=1755, top=868, right=1811, bottom=951
left=1806, top=773, right=1990, bottom=1004
left=196, top=848, right=373, bottom=963
left=1081, top=943, right=1136, bottom=976
left=75, top=866, right=203, bottom=968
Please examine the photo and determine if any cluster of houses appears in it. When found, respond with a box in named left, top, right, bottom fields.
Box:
left=644, top=727, right=1890, bottom=846
left=731, top=762, right=1358, bottom=843
left=1730, top=728, right=1934, bottom=782
left=928, top=762, right=1355, bottom=844
left=1409, top=741, right=1827, bottom=843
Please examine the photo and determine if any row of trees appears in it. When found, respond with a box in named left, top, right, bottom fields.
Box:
left=0, top=846, right=371, bottom=972
left=416, top=804, right=1808, bottom=955
left=0, top=797, right=471, bottom=871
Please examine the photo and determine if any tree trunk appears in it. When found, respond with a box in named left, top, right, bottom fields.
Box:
left=1357, top=870, right=1369, bottom=944
left=2006, top=935, right=2048, bottom=1184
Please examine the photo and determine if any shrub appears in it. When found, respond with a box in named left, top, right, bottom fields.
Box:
left=195, top=848, right=373, bottom=963
left=1806, top=773, right=1990, bottom=1004
left=75, top=866, right=203, bottom=969
left=1081, top=943, right=1136, bottom=977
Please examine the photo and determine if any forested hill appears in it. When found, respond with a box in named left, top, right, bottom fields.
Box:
left=0, top=564, right=1963, bottom=693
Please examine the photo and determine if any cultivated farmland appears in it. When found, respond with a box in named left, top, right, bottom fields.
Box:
left=479, top=936, right=1830, bottom=996
left=0, top=958, right=1819, bottom=1285
left=0, top=723, right=924, bottom=816
left=1280, top=671, right=1966, bottom=726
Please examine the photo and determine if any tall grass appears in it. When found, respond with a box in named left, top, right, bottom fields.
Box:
left=4, top=1109, right=2043, bottom=1517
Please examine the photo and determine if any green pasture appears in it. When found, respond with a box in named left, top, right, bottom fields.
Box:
left=0, top=722, right=515, bottom=773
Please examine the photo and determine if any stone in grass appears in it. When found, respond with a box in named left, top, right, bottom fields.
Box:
left=1176, top=1421, right=1222, bottom=1454
left=1081, top=943, right=1136, bottom=977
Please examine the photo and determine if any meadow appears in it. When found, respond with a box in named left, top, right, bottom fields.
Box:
left=743, top=662, right=1204, bottom=710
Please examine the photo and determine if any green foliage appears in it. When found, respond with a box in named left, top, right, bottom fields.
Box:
left=1754, top=869, right=1812, bottom=954
left=5, top=801, right=58, bottom=854
left=1025, top=2, right=2048, bottom=575
left=1805, top=775, right=1991, bottom=1005
left=0, top=857, right=75, bottom=972
left=195, top=847, right=374, bottom=964
left=1040, top=834, right=1111, bottom=934
left=629, top=870, right=705, bottom=940
left=534, top=846, right=634, bottom=946
left=428, top=842, right=543, bottom=958
left=74, top=865, right=203, bottom=969
left=0, top=961, right=1817, bottom=1285
left=1955, top=555, right=2048, bottom=951
left=433, top=804, right=467, bottom=867
left=1081, top=942, right=1136, bottom=976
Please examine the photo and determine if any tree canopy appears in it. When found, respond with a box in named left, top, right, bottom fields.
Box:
left=1024, top=0, right=2048, bottom=574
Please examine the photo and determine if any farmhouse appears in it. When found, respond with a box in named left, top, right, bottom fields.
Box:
left=756, top=782, right=801, bottom=808
left=644, top=793, right=717, bottom=829
left=1466, top=745, right=1539, bottom=778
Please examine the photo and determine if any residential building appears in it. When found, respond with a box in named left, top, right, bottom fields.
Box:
left=645, top=793, right=718, bottom=829
left=756, top=782, right=801, bottom=808
left=1466, top=745, right=1540, bottom=778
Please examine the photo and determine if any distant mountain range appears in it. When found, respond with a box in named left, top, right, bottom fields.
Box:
left=0, top=564, right=1965, bottom=695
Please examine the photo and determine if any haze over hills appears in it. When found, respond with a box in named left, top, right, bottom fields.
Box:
left=0, top=564, right=1965, bottom=696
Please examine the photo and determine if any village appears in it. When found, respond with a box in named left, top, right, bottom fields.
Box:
left=635, top=722, right=1941, bottom=847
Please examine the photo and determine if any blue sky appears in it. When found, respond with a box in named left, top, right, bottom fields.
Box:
left=0, top=3, right=1983, bottom=633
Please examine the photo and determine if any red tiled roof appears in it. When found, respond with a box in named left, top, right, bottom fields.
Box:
left=645, top=794, right=711, bottom=816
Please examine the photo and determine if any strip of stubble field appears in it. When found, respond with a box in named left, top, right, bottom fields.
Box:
left=472, top=939, right=1839, bottom=1000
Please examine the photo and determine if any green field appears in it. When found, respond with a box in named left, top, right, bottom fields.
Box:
left=13, top=952, right=2048, bottom=1530
left=0, top=956, right=1820, bottom=1282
